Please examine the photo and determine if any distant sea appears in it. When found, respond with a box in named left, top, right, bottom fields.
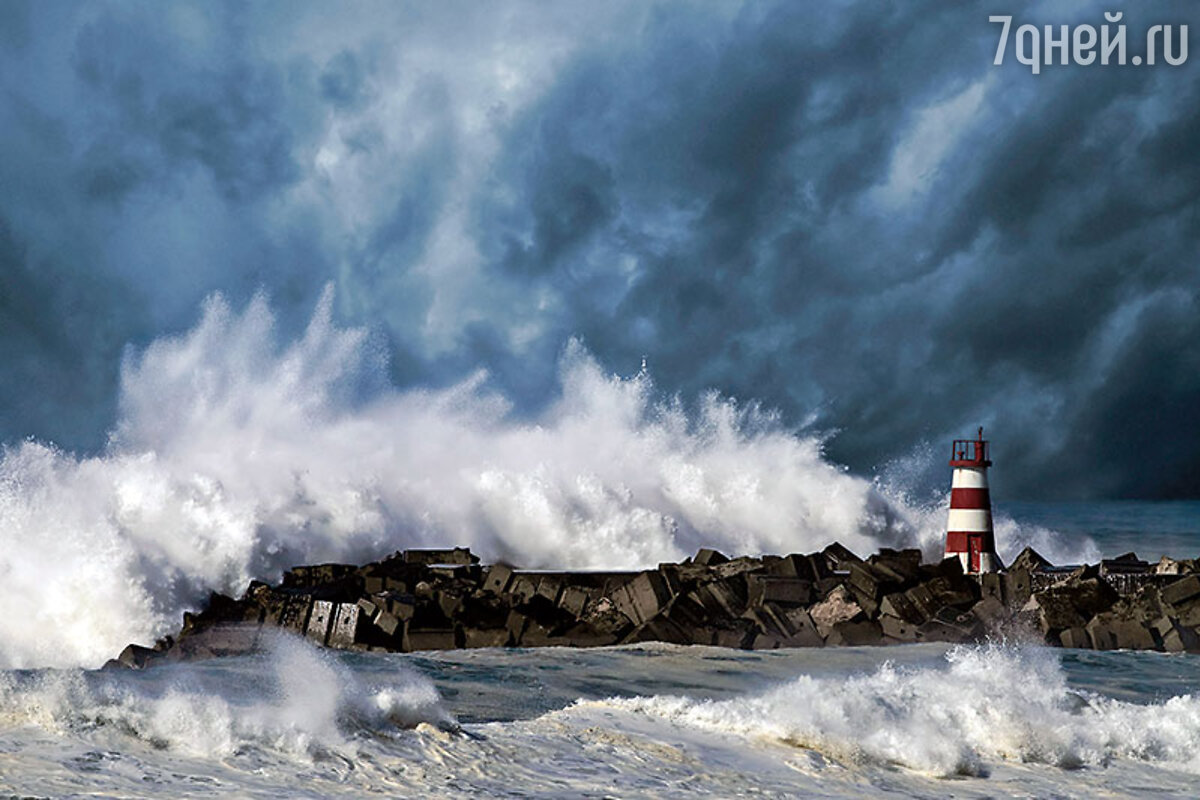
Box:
left=2, top=501, right=1199, bottom=798
left=1003, top=500, right=1200, bottom=561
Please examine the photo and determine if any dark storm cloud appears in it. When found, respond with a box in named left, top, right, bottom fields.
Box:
left=1, top=1, right=1198, bottom=498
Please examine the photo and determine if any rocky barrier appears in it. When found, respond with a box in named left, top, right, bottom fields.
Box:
left=108, top=545, right=1200, bottom=668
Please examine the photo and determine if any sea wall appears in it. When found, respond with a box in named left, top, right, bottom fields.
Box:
left=108, top=545, right=1200, bottom=668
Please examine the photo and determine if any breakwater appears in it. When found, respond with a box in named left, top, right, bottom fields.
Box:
left=108, top=545, right=1200, bottom=668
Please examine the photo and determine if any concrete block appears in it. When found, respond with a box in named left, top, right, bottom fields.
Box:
left=694, top=548, right=729, bottom=566
left=624, top=616, right=690, bottom=646
left=612, top=571, right=672, bottom=625
left=845, top=583, right=880, bottom=618
left=559, top=622, right=620, bottom=648
left=374, top=610, right=403, bottom=638
left=971, top=596, right=1011, bottom=628
left=808, top=585, right=865, bottom=637
left=483, top=564, right=514, bottom=595
left=1009, top=547, right=1051, bottom=573
left=868, top=548, right=923, bottom=580
left=1086, top=614, right=1158, bottom=651
left=778, top=610, right=824, bottom=648
left=848, top=563, right=889, bottom=600
left=356, top=598, right=380, bottom=621
left=1161, top=575, right=1200, bottom=607
left=403, top=627, right=458, bottom=652
left=1058, top=626, right=1090, bottom=649
left=1154, top=617, right=1200, bottom=653
left=1003, top=568, right=1033, bottom=608
left=826, top=620, right=882, bottom=646
left=462, top=627, right=510, bottom=648
left=116, top=643, right=162, bottom=669
left=173, top=624, right=262, bottom=660
left=713, top=624, right=755, bottom=649
left=388, top=595, right=417, bottom=621
left=765, top=554, right=816, bottom=581
left=306, top=600, right=335, bottom=645
left=278, top=596, right=312, bottom=633
left=437, top=591, right=464, bottom=619
left=1023, top=592, right=1086, bottom=635
left=536, top=576, right=564, bottom=605
left=880, top=591, right=925, bottom=624
left=879, top=614, right=919, bottom=642
left=711, top=557, right=764, bottom=580
left=508, top=574, right=540, bottom=604
left=559, top=586, right=589, bottom=618
left=979, top=572, right=1005, bottom=604
left=747, top=576, right=813, bottom=607
left=327, top=603, right=360, bottom=649
left=751, top=632, right=783, bottom=649
left=821, top=542, right=863, bottom=572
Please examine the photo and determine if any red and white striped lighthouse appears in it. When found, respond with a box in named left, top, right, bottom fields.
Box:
left=945, top=428, right=1000, bottom=573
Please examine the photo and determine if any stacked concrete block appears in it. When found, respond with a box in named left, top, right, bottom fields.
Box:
left=108, top=543, right=1200, bottom=668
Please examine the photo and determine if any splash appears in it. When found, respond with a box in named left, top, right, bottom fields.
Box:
left=592, top=643, right=1200, bottom=777
left=0, top=289, right=1083, bottom=668
left=0, top=634, right=453, bottom=759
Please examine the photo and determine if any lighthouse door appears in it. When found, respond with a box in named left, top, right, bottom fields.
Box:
left=967, top=535, right=983, bottom=573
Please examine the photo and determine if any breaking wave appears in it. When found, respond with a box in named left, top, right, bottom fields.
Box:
left=0, top=634, right=453, bottom=759
left=0, top=289, right=1086, bottom=668
left=593, top=643, right=1200, bottom=777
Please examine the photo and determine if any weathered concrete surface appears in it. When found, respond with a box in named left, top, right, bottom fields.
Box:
left=105, top=544, right=1200, bottom=668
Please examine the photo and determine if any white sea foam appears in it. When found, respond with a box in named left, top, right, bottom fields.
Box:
left=592, top=644, right=1200, bottom=777
left=0, top=634, right=453, bottom=759
left=0, top=289, right=1091, bottom=668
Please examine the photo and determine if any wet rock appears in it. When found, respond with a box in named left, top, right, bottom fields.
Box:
left=1058, top=627, right=1090, bottom=649
left=826, top=619, right=882, bottom=646
left=327, top=602, right=362, bottom=649
left=879, top=614, right=920, bottom=643
left=820, top=543, right=862, bottom=572
left=1086, top=613, right=1158, bottom=651
left=1161, top=575, right=1200, bottom=607
left=917, top=607, right=985, bottom=644
left=404, top=626, right=459, bottom=651
left=611, top=571, right=673, bottom=626
left=693, top=548, right=729, bottom=566
left=1022, top=592, right=1086, bottom=637
left=1002, top=568, right=1033, bottom=608
left=169, top=624, right=262, bottom=660
left=879, top=591, right=924, bottom=624
left=1009, top=547, right=1051, bottom=574
left=1153, top=617, right=1200, bottom=653
left=306, top=600, right=336, bottom=646
left=979, top=572, right=1005, bottom=604
left=114, top=643, right=162, bottom=670
left=808, top=585, right=865, bottom=638
left=747, top=576, right=813, bottom=607
left=765, top=554, right=816, bottom=581
left=482, top=564, right=515, bottom=595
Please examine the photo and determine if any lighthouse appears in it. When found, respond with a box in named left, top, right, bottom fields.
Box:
left=945, top=428, right=1000, bottom=573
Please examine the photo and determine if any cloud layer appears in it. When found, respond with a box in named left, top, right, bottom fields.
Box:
left=1, top=0, right=1198, bottom=498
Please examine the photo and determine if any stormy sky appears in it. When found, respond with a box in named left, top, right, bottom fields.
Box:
left=1, top=0, right=1197, bottom=500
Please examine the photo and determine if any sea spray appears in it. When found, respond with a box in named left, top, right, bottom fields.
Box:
left=0, top=289, right=1093, bottom=668
left=590, top=643, right=1200, bottom=776
left=0, top=634, right=453, bottom=759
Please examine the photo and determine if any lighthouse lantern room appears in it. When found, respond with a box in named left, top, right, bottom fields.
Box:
left=944, top=427, right=1001, bottom=574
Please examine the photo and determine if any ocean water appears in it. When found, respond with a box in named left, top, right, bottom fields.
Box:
left=3, top=293, right=1199, bottom=796
left=3, top=635, right=1200, bottom=798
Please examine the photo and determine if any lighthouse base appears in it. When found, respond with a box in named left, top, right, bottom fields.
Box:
left=945, top=549, right=1001, bottom=575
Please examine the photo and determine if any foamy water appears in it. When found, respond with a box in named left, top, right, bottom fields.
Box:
left=1, top=639, right=1199, bottom=798
left=0, top=290, right=1093, bottom=669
